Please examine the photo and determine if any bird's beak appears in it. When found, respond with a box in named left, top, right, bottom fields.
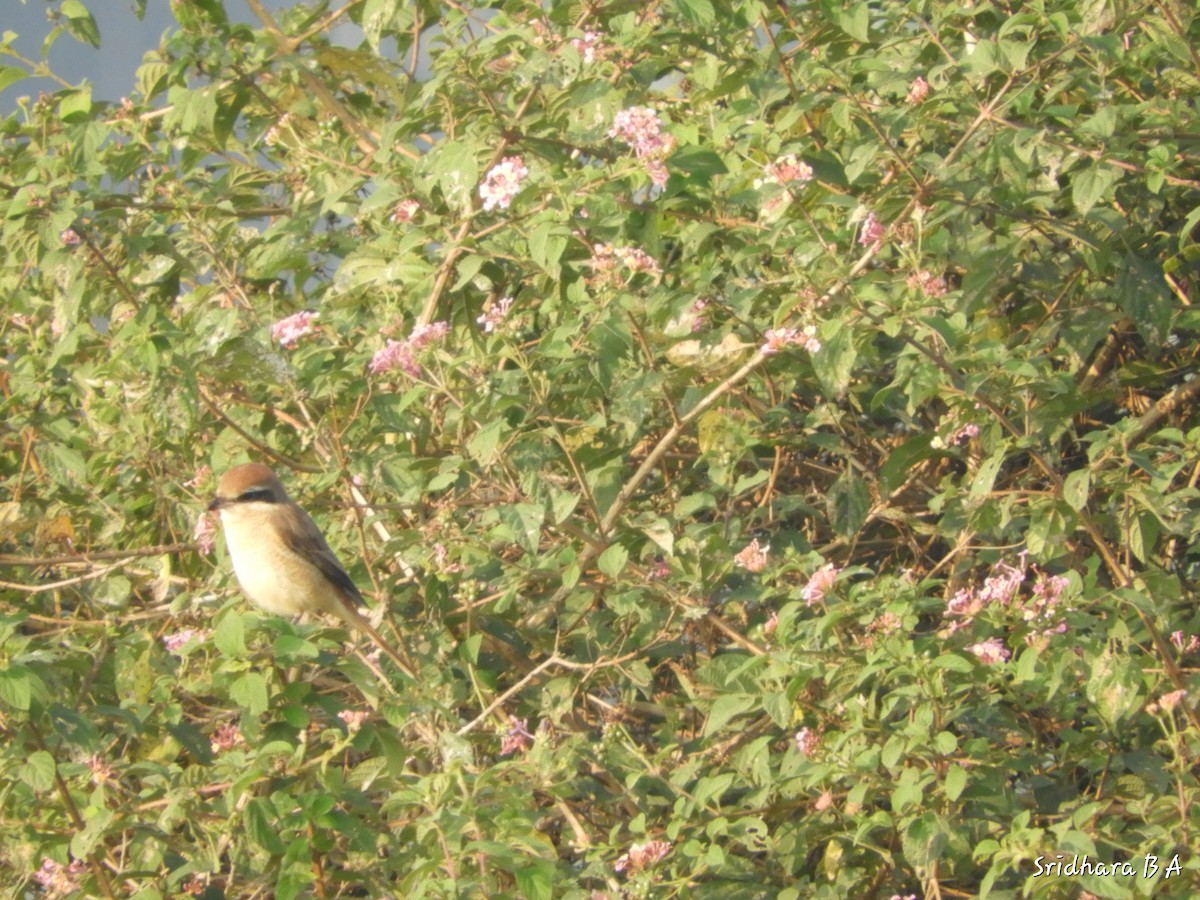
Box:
left=207, top=497, right=226, bottom=512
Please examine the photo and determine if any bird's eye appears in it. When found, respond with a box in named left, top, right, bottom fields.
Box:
left=239, top=487, right=275, bottom=503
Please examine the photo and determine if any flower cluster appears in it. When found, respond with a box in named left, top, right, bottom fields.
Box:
left=968, top=636, right=1010, bottom=665
left=858, top=211, right=886, bottom=248
left=906, top=269, right=947, bottom=297
left=86, top=753, right=116, bottom=785
left=762, top=325, right=821, bottom=355
left=476, top=296, right=514, bottom=333
left=479, top=156, right=529, bottom=211
left=734, top=538, right=769, bottom=573
left=162, top=628, right=210, bottom=654
left=1148, top=689, right=1187, bottom=714
left=431, top=542, right=465, bottom=575
left=193, top=512, right=217, bottom=555
left=614, top=839, right=672, bottom=873
left=755, top=153, right=815, bottom=217
left=794, top=726, right=820, bottom=755
left=801, top=563, right=841, bottom=606
left=609, top=106, right=675, bottom=188
left=945, top=555, right=1071, bottom=640
left=757, top=153, right=814, bottom=188
left=271, top=310, right=318, bottom=348
left=906, top=75, right=930, bottom=104
left=338, top=709, right=371, bottom=732
left=932, top=420, right=979, bottom=449
left=500, top=717, right=534, bottom=756
left=391, top=199, right=421, bottom=223
left=209, top=722, right=245, bottom=753
left=1171, top=631, right=1200, bottom=653
left=33, top=858, right=87, bottom=899
left=369, top=321, right=450, bottom=377
left=569, top=29, right=607, bottom=64
left=589, top=243, right=662, bottom=285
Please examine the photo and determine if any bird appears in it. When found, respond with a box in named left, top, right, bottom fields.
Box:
left=207, top=462, right=414, bottom=678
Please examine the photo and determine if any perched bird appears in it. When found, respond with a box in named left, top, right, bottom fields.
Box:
left=207, top=462, right=414, bottom=678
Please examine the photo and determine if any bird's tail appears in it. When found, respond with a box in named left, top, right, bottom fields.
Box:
left=335, top=598, right=416, bottom=679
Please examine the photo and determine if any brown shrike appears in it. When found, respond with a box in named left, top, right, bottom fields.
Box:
left=207, top=463, right=414, bottom=678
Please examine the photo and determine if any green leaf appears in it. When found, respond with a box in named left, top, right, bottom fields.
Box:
left=498, top=502, right=544, bottom=553
left=1085, top=647, right=1142, bottom=730
left=704, top=693, right=756, bottom=737
left=0, top=65, right=25, bottom=93
left=273, top=635, right=319, bottom=660
left=61, top=0, right=101, bottom=48
left=968, top=447, right=1006, bottom=503
left=18, top=750, right=57, bottom=791
left=944, top=765, right=968, bottom=802
left=1062, top=469, right=1090, bottom=511
left=231, top=672, right=269, bottom=715
left=670, top=146, right=727, bottom=177
left=0, top=664, right=40, bottom=711
left=213, top=612, right=247, bottom=658
left=597, top=543, right=629, bottom=579
left=71, top=808, right=114, bottom=859
left=514, top=860, right=555, bottom=900
left=828, top=469, right=869, bottom=538
left=245, top=798, right=287, bottom=855
left=1071, top=164, right=1119, bottom=215
left=673, top=0, right=715, bottom=27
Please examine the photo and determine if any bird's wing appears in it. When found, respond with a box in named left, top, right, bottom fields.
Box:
left=278, top=506, right=365, bottom=606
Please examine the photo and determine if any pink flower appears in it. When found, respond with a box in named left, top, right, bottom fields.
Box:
left=763, top=611, right=779, bottom=635
left=906, top=269, right=947, bottom=297
left=34, top=858, right=87, bottom=897
left=569, top=30, right=606, bottom=64
left=369, top=321, right=449, bottom=377
left=762, top=325, right=821, bottom=355
left=906, top=76, right=930, bottom=104
left=757, top=154, right=814, bottom=187
left=614, top=839, right=672, bottom=873
left=391, top=199, right=421, bottom=223
left=210, top=723, right=245, bottom=753
left=431, top=543, right=465, bottom=574
left=60, top=227, right=82, bottom=247
left=1157, top=689, right=1187, bottom=712
left=194, top=512, right=217, bottom=555
left=968, top=637, right=1010, bottom=665
left=338, top=709, right=371, bottom=731
left=86, top=753, right=116, bottom=785
left=645, top=158, right=669, bottom=188
left=794, top=726, right=820, bottom=755
left=870, top=612, right=902, bottom=635
left=858, top=212, right=886, bottom=248
left=591, top=243, right=661, bottom=282
left=271, top=311, right=318, bottom=348
left=479, top=156, right=529, bottom=211
left=369, top=339, right=418, bottom=376
left=183, top=464, right=212, bottom=489
left=801, top=563, right=841, bottom=606
left=734, top=538, right=769, bottom=573
left=476, top=296, right=514, bottom=333
left=1170, top=631, right=1200, bottom=653
left=163, top=628, right=210, bottom=654
left=609, top=106, right=672, bottom=159
left=408, top=320, right=450, bottom=349
left=615, top=246, right=660, bottom=275
left=500, top=717, right=534, bottom=756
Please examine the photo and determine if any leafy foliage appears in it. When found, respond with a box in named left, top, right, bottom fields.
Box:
left=2, top=0, right=1200, bottom=897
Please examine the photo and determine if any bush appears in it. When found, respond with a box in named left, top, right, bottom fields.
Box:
left=2, top=0, right=1199, bottom=897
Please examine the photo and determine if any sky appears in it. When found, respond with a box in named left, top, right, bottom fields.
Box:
left=1, top=0, right=298, bottom=114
